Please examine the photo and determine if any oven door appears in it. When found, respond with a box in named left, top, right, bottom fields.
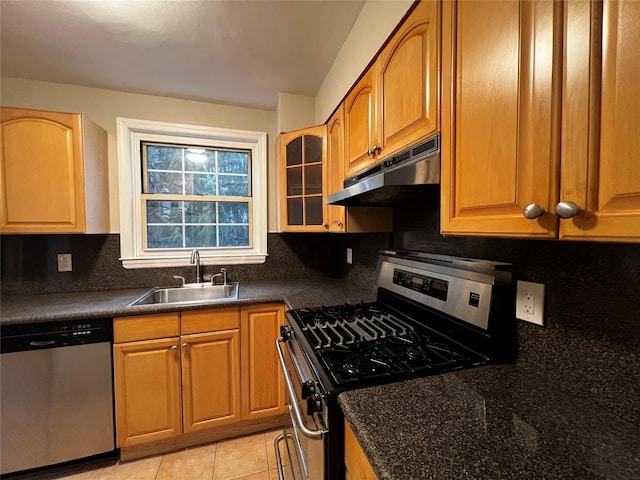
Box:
left=275, top=328, right=327, bottom=480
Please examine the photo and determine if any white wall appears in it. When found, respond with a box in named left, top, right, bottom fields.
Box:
left=276, top=92, right=316, bottom=134
left=0, top=77, right=279, bottom=232
left=314, top=0, right=414, bottom=124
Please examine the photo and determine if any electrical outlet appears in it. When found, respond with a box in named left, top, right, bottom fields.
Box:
left=57, top=253, right=72, bottom=272
left=346, top=248, right=353, bottom=265
left=516, top=280, right=545, bottom=325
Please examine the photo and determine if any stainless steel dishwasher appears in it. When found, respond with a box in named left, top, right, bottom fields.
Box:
left=1, top=318, right=115, bottom=475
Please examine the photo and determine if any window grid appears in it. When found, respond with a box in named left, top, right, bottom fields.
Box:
left=142, top=143, right=251, bottom=250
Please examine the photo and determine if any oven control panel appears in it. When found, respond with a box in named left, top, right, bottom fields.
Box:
left=393, top=268, right=448, bottom=301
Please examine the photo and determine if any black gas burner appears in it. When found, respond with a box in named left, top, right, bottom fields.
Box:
left=306, top=316, right=481, bottom=385
left=294, top=302, right=386, bottom=326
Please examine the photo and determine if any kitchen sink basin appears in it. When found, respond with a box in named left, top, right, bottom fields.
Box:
left=129, top=282, right=239, bottom=306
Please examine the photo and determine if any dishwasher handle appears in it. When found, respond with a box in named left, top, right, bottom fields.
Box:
left=29, top=339, right=57, bottom=347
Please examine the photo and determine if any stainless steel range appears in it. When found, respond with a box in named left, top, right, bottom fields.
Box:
left=274, top=250, right=514, bottom=480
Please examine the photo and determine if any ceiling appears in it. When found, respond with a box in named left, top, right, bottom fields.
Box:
left=0, top=0, right=365, bottom=110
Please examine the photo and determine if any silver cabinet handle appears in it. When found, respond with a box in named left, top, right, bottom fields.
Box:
left=555, top=201, right=581, bottom=219
left=322, top=222, right=328, bottom=228
left=337, top=221, right=343, bottom=228
left=523, top=203, right=545, bottom=219
left=275, top=337, right=327, bottom=440
left=182, top=343, right=188, bottom=349
left=170, top=345, right=178, bottom=352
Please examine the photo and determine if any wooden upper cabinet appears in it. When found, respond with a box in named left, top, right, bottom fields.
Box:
left=0, top=107, right=109, bottom=234
left=378, top=0, right=439, bottom=159
left=326, top=105, right=347, bottom=232
left=441, top=0, right=562, bottom=238
left=344, top=66, right=379, bottom=178
left=279, top=124, right=328, bottom=232
left=559, top=0, right=640, bottom=242
left=343, top=0, right=440, bottom=180
left=442, top=0, right=639, bottom=242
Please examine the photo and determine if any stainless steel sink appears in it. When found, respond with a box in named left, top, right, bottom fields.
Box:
left=129, top=282, right=239, bottom=306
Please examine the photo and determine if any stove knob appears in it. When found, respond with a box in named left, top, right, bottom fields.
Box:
left=306, top=393, right=323, bottom=414
left=280, top=325, right=293, bottom=340
left=301, top=380, right=316, bottom=398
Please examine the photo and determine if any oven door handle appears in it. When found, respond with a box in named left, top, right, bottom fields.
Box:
left=276, top=336, right=328, bottom=440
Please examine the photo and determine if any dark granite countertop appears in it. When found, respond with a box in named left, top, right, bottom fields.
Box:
left=0, top=279, right=377, bottom=325
left=339, top=364, right=639, bottom=480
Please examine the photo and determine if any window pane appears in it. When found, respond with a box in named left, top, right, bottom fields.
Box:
left=185, top=173, right=217, bottom=195
left=287, top=167, right=303, bottom=196
left=304, top=165, right=322, bottom=195
left=184, top=201, right=217, bottom=223
left=147, top=201, right=182, bottom=223
left=304, top=135, right=323, bottom=164
left=218, top=151, right=249, bottom=174
left=146, top=145, right=182, bottom=171
left=185, top=149, right=216, bottom=172
left=287, top=198, right=303, bottom=225
left=305, top=197, right=323, bottom=225
left=147, top=225, right=183, bottom=249
left=219, top=202, right=249, bottom=224
left=219, top=175, right=249, bottom=196
left=147, top=171, right=183, bottom=194
left=186, top=226, right=217, bottom=247
left=286, top=137, right=302, bottom=166
left=220, top=225, right=249, bottom=246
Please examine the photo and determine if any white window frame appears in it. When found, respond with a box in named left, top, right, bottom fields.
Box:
left=117, top=117, right=268, bottom=269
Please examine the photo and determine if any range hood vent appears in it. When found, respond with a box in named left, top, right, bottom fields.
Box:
left=326, top=133, right=440, bottom=206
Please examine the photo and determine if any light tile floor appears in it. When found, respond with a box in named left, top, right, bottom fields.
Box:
left=12, top=429, right=291, bottom=480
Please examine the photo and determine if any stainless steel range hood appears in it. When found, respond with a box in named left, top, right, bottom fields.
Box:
left=326, top=133, right=440, bottom=206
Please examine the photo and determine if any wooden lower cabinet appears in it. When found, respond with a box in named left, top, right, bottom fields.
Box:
left=113, top=337, right=182, bottom=447
left=345, top=420, right=378, bottom=480
left=241, top=303, right=287, bottom=420
left=113, top=304, right=286, bottom=452
left=182, top=330, right=241, bottom=433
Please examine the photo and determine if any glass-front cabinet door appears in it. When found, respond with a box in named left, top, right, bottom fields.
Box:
left=279, top=125, right=328, bottom=231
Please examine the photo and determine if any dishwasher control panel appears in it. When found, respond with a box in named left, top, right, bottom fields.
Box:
left=1, top=318, right=112, bottom=353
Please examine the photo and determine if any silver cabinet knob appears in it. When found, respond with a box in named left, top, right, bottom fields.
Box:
left=555, top=201, right=581, bottom=219
left=367, top=145, right=381, bottom=156
left=337, top=221, right=343, bottom=228
left=170, top=345, right=178, bottom=352
left=523, top=203, right=545, bottom=219
left=322, top=222, right=328, bottom=228
left=182, top=343, right=188, bottom=349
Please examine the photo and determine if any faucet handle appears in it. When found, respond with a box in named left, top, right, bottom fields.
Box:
left=173, top=275, right=186, bottom=287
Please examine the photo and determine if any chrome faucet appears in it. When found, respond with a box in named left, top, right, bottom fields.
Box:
left=190, top=248, right=201, bottom=284
left=211, top=268, right=227, bottom=286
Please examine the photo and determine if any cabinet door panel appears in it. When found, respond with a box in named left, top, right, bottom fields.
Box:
left=182, top=330, right=240, bottom=433
left=379, top=0, right=439, bottom=157
left=241, top=304, right=286, bottom=420
left=345, top=67, right=378, bottom=178
left=560, top=0, right=640, bottom=241
left=441, top=0, right=561, bottom=237
left=1, top=114, right=82, bottom=230
left=114, top=338, right=182, bottom=447
left=326, top=105, right=347, bottom=232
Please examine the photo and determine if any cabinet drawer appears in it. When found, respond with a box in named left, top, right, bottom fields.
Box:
left=113, top=313, right=180, bottom=343
left=181, top=307, right=240, bottom=334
